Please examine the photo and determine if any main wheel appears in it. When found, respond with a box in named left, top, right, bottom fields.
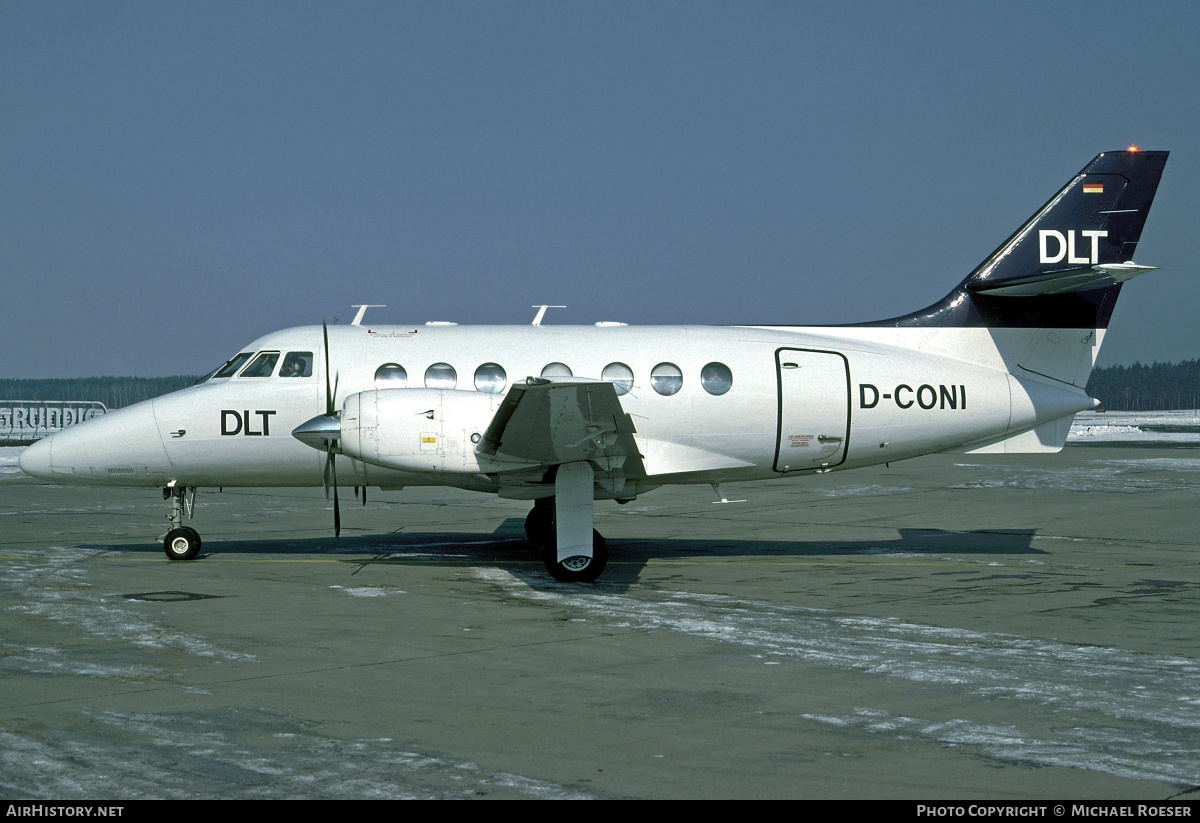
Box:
left=524, top=499, right=554, bottom=549
left=542, top=530, right=607, bottom=583
left=164, top=527, right=201, bottom=561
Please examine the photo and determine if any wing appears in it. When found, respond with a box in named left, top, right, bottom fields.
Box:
left=476, top=378, right=645, bottom=496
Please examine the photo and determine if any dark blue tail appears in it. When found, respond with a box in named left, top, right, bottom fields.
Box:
left=882, top=149, right=1168, bottom=329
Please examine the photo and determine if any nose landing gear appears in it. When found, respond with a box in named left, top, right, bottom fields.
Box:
left=164, top=526, right=201, bottom=560
left=160, top=484, right=201, bottom=560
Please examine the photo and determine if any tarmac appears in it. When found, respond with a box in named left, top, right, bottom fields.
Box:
left=2, top=442, right=1199, bottom=799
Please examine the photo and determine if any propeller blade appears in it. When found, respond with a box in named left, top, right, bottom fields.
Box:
left=330, top=448, right=341, bottom=538
left=323, top=320, right=334, bottom=417
left=320, top=322, right=340, bottom=536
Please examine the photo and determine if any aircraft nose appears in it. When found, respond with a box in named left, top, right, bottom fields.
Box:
left=18, top=436, right=53, bottom=480
left=16, top=400, right=173, bottom=485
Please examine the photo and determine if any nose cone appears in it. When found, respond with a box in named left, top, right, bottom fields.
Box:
left=16, top=400, right=172, bottom=485
left=18, top=436, right=54, bottom=480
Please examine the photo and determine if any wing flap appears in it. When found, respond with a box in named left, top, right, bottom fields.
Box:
left=478, top=378, right=646, bottom=484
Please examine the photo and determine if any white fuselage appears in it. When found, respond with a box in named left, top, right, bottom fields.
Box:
left=24, top=322, right=1098, bottom=498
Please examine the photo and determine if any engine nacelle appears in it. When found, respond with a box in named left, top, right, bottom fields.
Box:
left=340, top=389, right=520, bottom=474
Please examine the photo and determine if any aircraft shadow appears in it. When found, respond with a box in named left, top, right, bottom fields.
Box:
left=95, top=519, right=1040, bottom=592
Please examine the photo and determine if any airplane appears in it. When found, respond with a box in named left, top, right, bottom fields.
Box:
left=19, top=148, right=1169, bottom=582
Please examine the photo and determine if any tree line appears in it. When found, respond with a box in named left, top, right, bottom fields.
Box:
left=1086, top=359, right=1200, bottom=411
left=2, top=359, right=1200, bottom=411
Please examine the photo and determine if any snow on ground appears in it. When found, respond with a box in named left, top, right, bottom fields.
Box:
left=0, top=446, right=25, bottom=475
left=1069, top=410, right=1200, bottom=444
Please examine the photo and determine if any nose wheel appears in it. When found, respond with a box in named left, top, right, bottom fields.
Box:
left=164, top=527, right=201, bottom=560
left=160, top=484, right=202, bottom=560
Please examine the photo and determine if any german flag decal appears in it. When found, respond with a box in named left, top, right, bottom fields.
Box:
left=1083, top=181, right=1104, bottom=194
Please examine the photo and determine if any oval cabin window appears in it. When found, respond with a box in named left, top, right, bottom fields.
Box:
left=375, top=363, right=407, bottom=387
left=701, top=362, right=733, bottom=396
left=651, top=363, right=683, bottom=396
left=540, top=362, right=573, bottom=378
left=424, top=363, right=457, bottom=389
left=602, top=362, right=634, bottom=396
left=474, top=363, right=507, bottom=393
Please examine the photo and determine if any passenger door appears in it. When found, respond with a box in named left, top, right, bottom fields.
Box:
left=774, top=348, right=850, bottom=472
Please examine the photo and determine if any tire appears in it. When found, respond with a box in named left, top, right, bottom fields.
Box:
left=524, top=499, right=554, bottom=549
left=164, top=527, right=201, bottom=561
left=542, top=530, right=607, bottom=583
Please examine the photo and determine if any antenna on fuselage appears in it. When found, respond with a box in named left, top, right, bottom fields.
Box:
left=531, top=305, right=566, bottom=326
left=351, top=305, right=386, bottom=326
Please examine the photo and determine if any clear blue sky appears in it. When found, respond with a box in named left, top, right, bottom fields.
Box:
left=3, top=1, right=1198, bottom=378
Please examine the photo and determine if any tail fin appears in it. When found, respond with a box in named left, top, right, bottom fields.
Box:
left=882, top=148, right=1168, bottom=386
left=893, top=148, right=1168, bottom=329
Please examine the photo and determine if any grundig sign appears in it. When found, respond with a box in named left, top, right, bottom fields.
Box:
left=0, top=401, right=107, bottom=442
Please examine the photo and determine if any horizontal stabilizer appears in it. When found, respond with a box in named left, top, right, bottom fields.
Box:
left=967, top=261, right=1157, bottom=297
left=946, top=415, right=1076, bottom=454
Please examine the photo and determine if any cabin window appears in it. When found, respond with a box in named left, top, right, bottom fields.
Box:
left=239, top=351, right=280, bottom=378
left=651, top=363, right=683, bottom=396
left=281, top=352, right=313, bottom=378
left=701, top=362, right=733, bottom=396
left=212, top=352, right=254, bottom=379
left=474, top=363, right=507, bottom=393
left=540, top=362, right=573, bottom=378
left=602, top=362, right=634, bottom=396
left=374, top=363, right=407, bottom=387
left=425, top=362, right=457, bottom=389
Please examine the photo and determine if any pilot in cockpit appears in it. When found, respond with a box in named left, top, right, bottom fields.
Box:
left=280, top=352, right=311, bottom=377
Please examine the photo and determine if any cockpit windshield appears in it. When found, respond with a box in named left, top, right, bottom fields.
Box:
left=198, top=350, right=313, bottom=383
left=202, top=352, right=255, bottom=382
left=240, top=351, right=280, bottom=378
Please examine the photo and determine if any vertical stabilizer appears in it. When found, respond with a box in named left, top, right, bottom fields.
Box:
left=877, top=149, right=1168, bottom=387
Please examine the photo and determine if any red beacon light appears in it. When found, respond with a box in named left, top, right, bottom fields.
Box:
left=1127, top=145, right=1140, bottom=152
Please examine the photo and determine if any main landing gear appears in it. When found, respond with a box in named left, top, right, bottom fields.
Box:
left=161, top=484, right=201, bottom=560
left=525, top=498, right=608, bottom=582
left=524, top=463, right=609, bottom=583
